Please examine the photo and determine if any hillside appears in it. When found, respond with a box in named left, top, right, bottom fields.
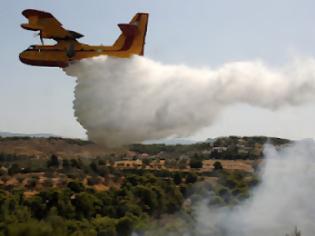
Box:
left=0, top=136, right=125, bottom=159
left=0, top=135, right=292, bottom=235
left=0, top=135, right=291, bottom=160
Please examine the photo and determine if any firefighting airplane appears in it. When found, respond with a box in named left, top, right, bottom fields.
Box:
left=19, top=9, right=149, bottom=68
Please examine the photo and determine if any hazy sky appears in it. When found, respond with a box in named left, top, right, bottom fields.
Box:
left=1, top=1, right=315, bottom=141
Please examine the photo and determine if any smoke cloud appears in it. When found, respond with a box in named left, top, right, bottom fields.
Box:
left=64, top=56, right=315, bottom=146
left=191, top=140, right=315, bottom=236
left=137, top=141, right=315, bottom=235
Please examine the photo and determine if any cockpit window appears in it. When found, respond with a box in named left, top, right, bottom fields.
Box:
left=27, top=45, right=36, bottom=50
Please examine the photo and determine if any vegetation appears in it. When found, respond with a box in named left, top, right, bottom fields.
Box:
left=0, top=135, right=286, bottom=235
left=0, top=166, right=259, bottom=236
left=0, top=172, right=184, bottom=235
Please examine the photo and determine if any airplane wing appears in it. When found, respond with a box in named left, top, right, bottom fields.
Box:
left=21, top=9, right=83, bottom=40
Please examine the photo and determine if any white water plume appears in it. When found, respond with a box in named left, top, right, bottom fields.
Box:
left=64, top=56, right=315, bottom=147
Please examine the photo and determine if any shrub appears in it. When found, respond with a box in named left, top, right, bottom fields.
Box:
left=63, top=159, right=71, bottom=169
left=92, top=216, right=117, bottom=236
left=8, top=163, right=20, bottom=175
left=173, top=172, right=182, bottom=185
left=68, top=181, right=85, bottom=193
left=116, top=216, right=133, bottom=236
left=185, top=173, right=197, bottom=184
left=213, top=161, right=223, bottom=170
left=189, top=160, right=203, bottom=169
left=47, top=155, right=59, bottom=168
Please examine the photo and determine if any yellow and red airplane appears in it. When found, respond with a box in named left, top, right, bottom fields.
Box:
left=19, top=9, right=149, bottom=68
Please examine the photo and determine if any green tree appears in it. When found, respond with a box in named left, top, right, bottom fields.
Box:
left=92, top=216, right=117, bottom=236
left=8, top=163, right=20, bottom=175
left=73, top=192, right=101, bottom=218
left=213, top=161, right=223, bottom=170
left=26, top=177, right=38, bottom=190
left=90, top=161, right=98, bottom=173
left=67, top=181, right=85, bottom=193
left=185, top=173, right=197, bottom=184
left=47, top=154, right=59, bottom=168
left=189, top=160, right=203, bottom=169
left=173, top=172, right=182, bottom=185
left=116, top=216, right=133, bottom=236
left=134, top=185, right=157, bottom=215
left=63, top=159, right=71, bottom=169
left=70, top=159, right=83, bottom=169
left=6, top=220, right=54, bottom=236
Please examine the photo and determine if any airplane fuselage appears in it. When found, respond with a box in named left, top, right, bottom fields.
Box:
left=19, top=43, right=139, bottom=68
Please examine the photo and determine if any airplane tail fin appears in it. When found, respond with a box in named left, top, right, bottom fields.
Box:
left=112, top=13, right=149, bottom=55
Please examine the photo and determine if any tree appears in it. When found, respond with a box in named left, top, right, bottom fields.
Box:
left=116, top=216, right=133, bottom=236
left=6, top=221, right=54, bottom=236
left=173, top=172, right=182, bottom=185
left=67, top=181, right=85, bottom=193
left=26, top=177, right=37, bottom=190
left=189, top=160, right=203, bottom=169
left=27, top=196, right=47, bottom=219
left=97, top=166, right=109, bottom=177
left=0, top=167, right=7, bottom=176
left=164, top=159, right=177, bottom=168
left=90, top=161, right=98, bottom=173
left=213, top=161, right=223, bottom=170
left=47, top=154, right=59, bottom=168
left=134, top=185, right=158, bottom=215
left=185, top=173, right=197, bottom=184
left=177, top=159, right=188, bottom=169
left=73, top=192, right=101, bottom=218
left=16, top=176, right=25, bottom=184
left=92, top=216, right=117, bottom=236
left=98, top=159, right=106, bottom=166
left=142, top=158, right=151, bottom=167
left=8, top=163, right=20, bottom=175
left=62, top=159, right=70, bottom=169
left=70, top=159, right=83, bottom=169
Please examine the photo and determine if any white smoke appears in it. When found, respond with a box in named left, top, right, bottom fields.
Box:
left=64, top=56, right=315, bottom=147
left=191, top=140, right=315, bottom=236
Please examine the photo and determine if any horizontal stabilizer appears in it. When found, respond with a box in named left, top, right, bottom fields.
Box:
left=68, top=30, right=84, bottom=39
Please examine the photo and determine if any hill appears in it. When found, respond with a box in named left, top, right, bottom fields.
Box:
left=0, top=135, right=291, bottom=160
left=0, top=136, right=124, bottom=159
left=0, top=135, right=292, bottom=235
left=0, top=131, right=56, bottom=138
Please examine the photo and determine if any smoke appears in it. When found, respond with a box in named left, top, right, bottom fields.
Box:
left=190, top=140, right=315, bottom=236
left=137, top=140, right=315, bottom=236
left=64, top=56, right=315, bottom=146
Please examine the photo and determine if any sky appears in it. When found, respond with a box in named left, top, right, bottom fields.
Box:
left=1, top=0, right=315, bottom=141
